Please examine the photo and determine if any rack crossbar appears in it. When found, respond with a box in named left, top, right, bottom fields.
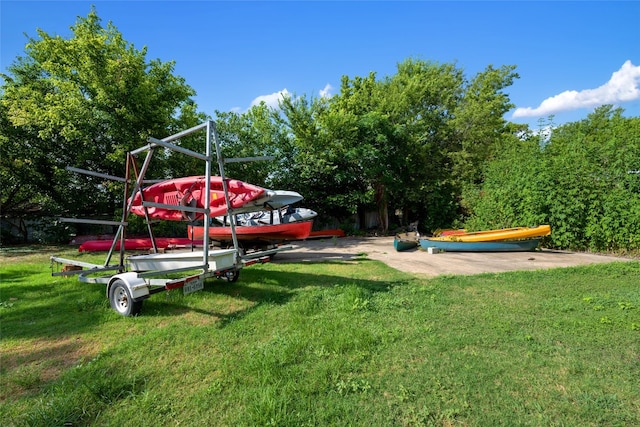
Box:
left=51, top=256, right=104, bottom=269
left=141, top=202, right=209, bottom=215
left=224, top=156, right=275, bottom=163
left=143, top=136, right=209, bottom=160
left=66, top=167, right=126, bottom=182
left=59, top=218, right=127, bottom=226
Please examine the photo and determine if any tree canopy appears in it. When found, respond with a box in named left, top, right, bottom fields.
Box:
left=467, top=106, right=640, bottom=251
left=1, top=9, right=200, bottom=226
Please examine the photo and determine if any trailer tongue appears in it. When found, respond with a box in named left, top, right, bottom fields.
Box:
left=50, top=121, right=293, bottom=316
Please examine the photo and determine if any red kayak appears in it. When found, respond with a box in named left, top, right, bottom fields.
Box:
left=128, top=176, right=266, bottom=221
left=79, top=237, right=202, bottom=252
left=188, top=221, right=313, bottom=242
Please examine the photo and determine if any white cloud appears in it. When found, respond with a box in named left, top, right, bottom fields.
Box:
left=247, top=84, right=333, bottom=112
left=319, top=83, right=334, bottom=98
left=513, top=60, right=640, bottom=118
left=250, top=89, right=291, bottom=110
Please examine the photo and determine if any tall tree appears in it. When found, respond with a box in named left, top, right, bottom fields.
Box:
left=0, top=8, right=198, bottom=223
left=214, top=104, right=290, bottom=188
left=379, top=59, right=464, bottom=230
left=277, top=59, right=519, bottom=233
left=279, top=93, right=368, bottom=226
left=449, top=64, right=519, bottom=215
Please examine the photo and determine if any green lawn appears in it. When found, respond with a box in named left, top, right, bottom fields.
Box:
left=1, top=246, right=639, bottom=426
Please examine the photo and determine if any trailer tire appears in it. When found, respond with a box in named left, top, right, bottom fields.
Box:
left=224, top=269, right=240, bottom=282
left=109, top=279, right=142, bottom=316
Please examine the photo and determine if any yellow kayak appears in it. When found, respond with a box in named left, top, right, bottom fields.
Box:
left=428, top=225, right=551, bottom=243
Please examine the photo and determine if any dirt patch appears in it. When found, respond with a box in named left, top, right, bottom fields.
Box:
left=1, top=337, right=100, bottom=401
left=273, top=236, right=634, bottom=277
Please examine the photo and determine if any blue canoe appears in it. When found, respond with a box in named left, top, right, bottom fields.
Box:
left=419, top=238, right=540, bottom=252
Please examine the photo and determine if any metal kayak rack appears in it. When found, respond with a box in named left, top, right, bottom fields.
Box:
left=50, top=120, right=291, bottom=316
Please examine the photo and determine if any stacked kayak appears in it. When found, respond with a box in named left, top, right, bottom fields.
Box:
left=419, top=225, right=551, bottom=252
left=79, top=237, right=202, bottom=252
left=128, top=175, right=302, bottom=221
left=216, top=207, right=317, bottom=226
left=188, top=220, right=313, bottom=242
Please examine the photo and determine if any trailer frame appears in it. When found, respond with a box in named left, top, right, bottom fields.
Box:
left=50, top=120, right=290, bottom=316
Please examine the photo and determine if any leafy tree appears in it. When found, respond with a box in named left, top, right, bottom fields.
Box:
left=279, top=93, right=368, bottom=227
left=449, top=64, right=519, bottom=216
left=378, top=59, right=464, bottom=231
left=276, top=59, right=520, bottom=234
left=464, top=135, right=548, bottom=231
left=327, top=72, right=409, bottom=231
left=469, top=105, right=640, bottom=251
left=0, top=103, right=47, bottom=241
left=279, top=73, right=417, bottom=231
left=544, top=106, right=640, bottom=250
left=213, top=104, right=291, bottom=188
left=1, top=8, right=198, bottom=229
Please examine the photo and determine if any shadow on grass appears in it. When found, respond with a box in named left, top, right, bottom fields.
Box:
left=132, top=259, right=400, bottom=325
left=2, top=256, right=406, bottom=341
left=0, top=245, right=63, bottom=256
left=273, top=249, right=370, bottom=264
left=0, top=282, right=108, bottom=339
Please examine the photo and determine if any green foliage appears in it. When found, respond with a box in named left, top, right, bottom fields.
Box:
left=275, top=59, right=520, bottom=233
left=0, top=8, right=200, bottom=227
left=465, top=136, right=547, bottom=231
left=467, top=106, right=640, bottom=251
left=449, top=64, right=519, bottom=197
left=214, top=104, right=290, bottom=188
left=546, top=107, right=640, bottom=250
left=279, top=94, right=372, bottom=222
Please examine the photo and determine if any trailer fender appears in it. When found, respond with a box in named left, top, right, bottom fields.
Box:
left=106, top=272, right=150, bottom=302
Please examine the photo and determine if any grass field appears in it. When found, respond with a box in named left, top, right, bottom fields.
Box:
left=1, top=246, right=639, bottom=426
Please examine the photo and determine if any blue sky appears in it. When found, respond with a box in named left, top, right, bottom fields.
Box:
left=2, top=1, right=639, bottom=130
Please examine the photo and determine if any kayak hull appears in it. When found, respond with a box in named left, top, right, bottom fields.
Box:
left=189, top=220, right=313, bottom=242
left=429, top=225, right=551, bottom=243
left=420, top=238, right=540, bottom=252
left=79, top=237, right=201, bottom=252
left=127, top=249, right=236, bottom=272
left=128, top=176, right=266, bottom=221
left=394, top=231, right=420, bottom=251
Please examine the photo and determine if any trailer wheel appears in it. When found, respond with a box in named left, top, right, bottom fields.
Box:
left=109, top=279, right=142, bottom=316
left=224, top=269, right=240, bottom=282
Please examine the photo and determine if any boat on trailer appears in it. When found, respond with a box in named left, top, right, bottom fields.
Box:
left=189, top=220, right=313, bottom=242
left=128, top=176, right=303, bottom=221
left=217, top=206, right=317, bottom=226
left=50, top=121, right=294, bottom=316
left=78, top=237, right=201, bottom=252
left=188, top=220, right=313, bottom=254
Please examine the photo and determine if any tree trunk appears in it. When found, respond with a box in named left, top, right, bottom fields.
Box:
left=375, top=182, right=388, bottom=232
left=19, top=218, right=28, bottom=243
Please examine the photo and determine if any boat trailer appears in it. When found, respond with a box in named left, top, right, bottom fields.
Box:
left=50, top=121, right=291, bottom=316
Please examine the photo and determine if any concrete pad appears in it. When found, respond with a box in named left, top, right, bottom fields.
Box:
left=274, top=236, right=635, bottom=277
